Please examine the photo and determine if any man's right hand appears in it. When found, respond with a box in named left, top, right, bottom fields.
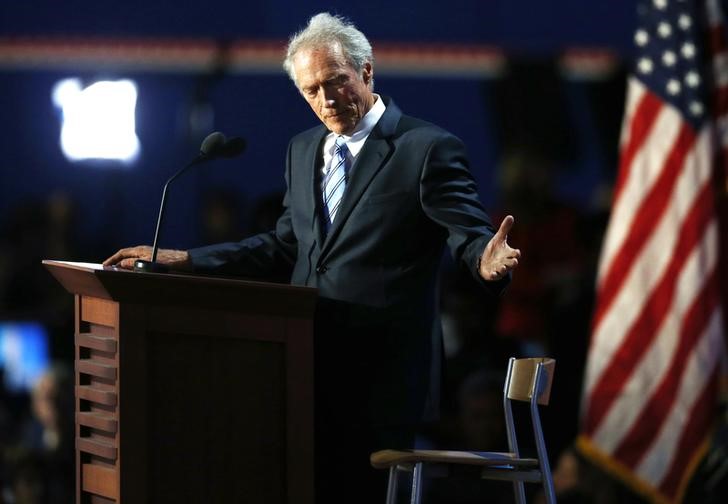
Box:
left=102, top=246, right=191, bottom=271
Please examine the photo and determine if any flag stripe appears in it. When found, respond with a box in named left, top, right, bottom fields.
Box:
left=710, top=24, right=727, bottom=53
left=619, top=78, right=648, bottom=150
left=591, top=122, right=696, bottom=337
left=716, top=113, right=728, bottom=149
left=589, top=213, right=719, bottom=451
left=584, top=123, right=710, bottom=401
left=707, top=0, right=724, bottom=27
left=597, top=85, right=679, bottom=284
left=635, top=307, right=724, bottom=484
left=713, top=84, right=728, bottom=115
left=584, top=175, right=715, bottom=436
left=657, top=362, right=720, bottom=496
left=714, top=52, right=728, bottom=87
left=613, top=88, right=664, bottom=202
left=613, top=264, right=720, bottom=466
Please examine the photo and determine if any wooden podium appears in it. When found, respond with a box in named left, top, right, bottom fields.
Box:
left=43, top=261, right=317, bottom=504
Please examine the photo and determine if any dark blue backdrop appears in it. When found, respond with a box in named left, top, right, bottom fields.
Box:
left=0, top=1, right=633, bottom=256
left=0, top=1, right=634, bottom=53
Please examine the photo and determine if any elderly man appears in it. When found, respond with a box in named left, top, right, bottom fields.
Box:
left=105, top=12, right=520, bottom=502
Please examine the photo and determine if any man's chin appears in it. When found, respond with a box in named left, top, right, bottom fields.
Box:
left=325, top=118, right=355, bottom=135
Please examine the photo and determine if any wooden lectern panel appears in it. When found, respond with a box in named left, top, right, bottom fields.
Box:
left=76, top=296, right=121, bottom=503
left=44, top=261, right=315, bottom=504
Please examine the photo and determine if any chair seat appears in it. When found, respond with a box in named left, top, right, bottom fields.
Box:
left=370, top=359, right=556, bottom=503
left=370, top=449, right=539, bottom=469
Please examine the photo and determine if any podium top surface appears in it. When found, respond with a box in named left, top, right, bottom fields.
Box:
left=43, top=260, right=317, bottom=317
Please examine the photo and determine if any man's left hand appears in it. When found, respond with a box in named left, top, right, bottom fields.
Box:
left=479, top=215, right=521, bottom=281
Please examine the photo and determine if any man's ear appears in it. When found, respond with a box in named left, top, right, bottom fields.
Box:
left=362, top=62, right=373, bottom=84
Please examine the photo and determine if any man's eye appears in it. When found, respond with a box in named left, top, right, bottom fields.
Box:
left=325, top=76, right=345, bottom=87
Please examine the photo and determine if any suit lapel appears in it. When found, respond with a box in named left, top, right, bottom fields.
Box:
left=319, top=99, right=402, bottom=258
left=302, top=128, right=328, bottom=246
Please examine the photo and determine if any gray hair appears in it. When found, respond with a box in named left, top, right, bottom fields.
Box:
left=283, top=13, right=374, bottom=88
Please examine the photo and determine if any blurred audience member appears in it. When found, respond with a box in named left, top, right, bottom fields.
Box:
left=3, top=363, right=74, bottom=504
left=26, top=364, right=74, bottom=457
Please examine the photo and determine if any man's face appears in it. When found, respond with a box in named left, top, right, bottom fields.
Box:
left=292, top=44, right=374, bottom=135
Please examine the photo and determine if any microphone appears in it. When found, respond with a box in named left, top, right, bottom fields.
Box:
left=134, top=131, right=246, bottom=273
left=200, top=131, right=247, bottom=159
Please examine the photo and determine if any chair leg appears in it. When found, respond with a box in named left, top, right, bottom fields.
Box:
left=530, top=369, right=556, bottom=504
left=541, top=466, right=556, bottom=504
left=536, top=434, right=556, bottom=504
left=410, top=462, right=423, bottom=504
left=513, top=480, right=526, bottom=504
left=386, top=466, right=398, bottom=504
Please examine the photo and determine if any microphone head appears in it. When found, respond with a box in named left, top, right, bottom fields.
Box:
left=220, top=137, right=246, bottom=158
left=200, top=131, right=227, bottom=157
left=199, top=132, right=246, bottom=159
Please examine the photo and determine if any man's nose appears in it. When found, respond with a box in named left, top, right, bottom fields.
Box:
left=320, top=86, right=337, bottom=105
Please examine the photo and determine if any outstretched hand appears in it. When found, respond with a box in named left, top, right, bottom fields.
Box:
left=102, top=245, right=191, bottom=271
left=479, top=215, right=521, bottom=281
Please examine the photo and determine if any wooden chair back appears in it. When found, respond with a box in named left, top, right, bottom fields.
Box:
left=506, top=357, right=555, bottom=405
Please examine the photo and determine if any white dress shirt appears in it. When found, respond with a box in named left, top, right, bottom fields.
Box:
left=321, top=94, right=386, bottom=175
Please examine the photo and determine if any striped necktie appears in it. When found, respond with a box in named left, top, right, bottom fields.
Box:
left=322, top=136, right=348, bottom=227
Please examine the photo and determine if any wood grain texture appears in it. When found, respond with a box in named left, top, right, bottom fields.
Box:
left=82, top=464, right=118, bottom=500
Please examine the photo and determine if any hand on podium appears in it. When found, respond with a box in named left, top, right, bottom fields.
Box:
left=103, top=246, right=192, bottom=271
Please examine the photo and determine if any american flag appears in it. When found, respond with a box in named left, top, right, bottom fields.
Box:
left=577, top=0, right=727, bottom=503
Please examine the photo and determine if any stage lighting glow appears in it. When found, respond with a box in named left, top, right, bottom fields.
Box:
left=0, top=321, right=50, bottom=393
left=53, top=78, right=141, bottom=163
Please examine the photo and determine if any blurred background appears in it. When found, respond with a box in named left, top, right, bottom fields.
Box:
left=1, top=1, right=723, bottom=503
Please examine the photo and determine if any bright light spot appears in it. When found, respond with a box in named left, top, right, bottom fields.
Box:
left=52, top=79, right=82, bottom=108
left=53, top=78, right=140, bottom=163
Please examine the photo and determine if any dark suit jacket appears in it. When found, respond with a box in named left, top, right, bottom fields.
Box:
left=189, top=98, right=505, bottom=426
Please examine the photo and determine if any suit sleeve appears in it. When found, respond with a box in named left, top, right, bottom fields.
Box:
left=187, top=143, right=298, bottom=280
left=419, top=132, right=509, bottom=295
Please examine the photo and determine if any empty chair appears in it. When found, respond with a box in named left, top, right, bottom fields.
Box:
left=370, top=357, right=556, bottom=504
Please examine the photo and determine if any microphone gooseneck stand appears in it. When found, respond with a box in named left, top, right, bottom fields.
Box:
left=133, top=132, right=246, bottom=273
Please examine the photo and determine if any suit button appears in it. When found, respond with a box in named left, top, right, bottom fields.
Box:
left=316, top=265, right=328, bottom=274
